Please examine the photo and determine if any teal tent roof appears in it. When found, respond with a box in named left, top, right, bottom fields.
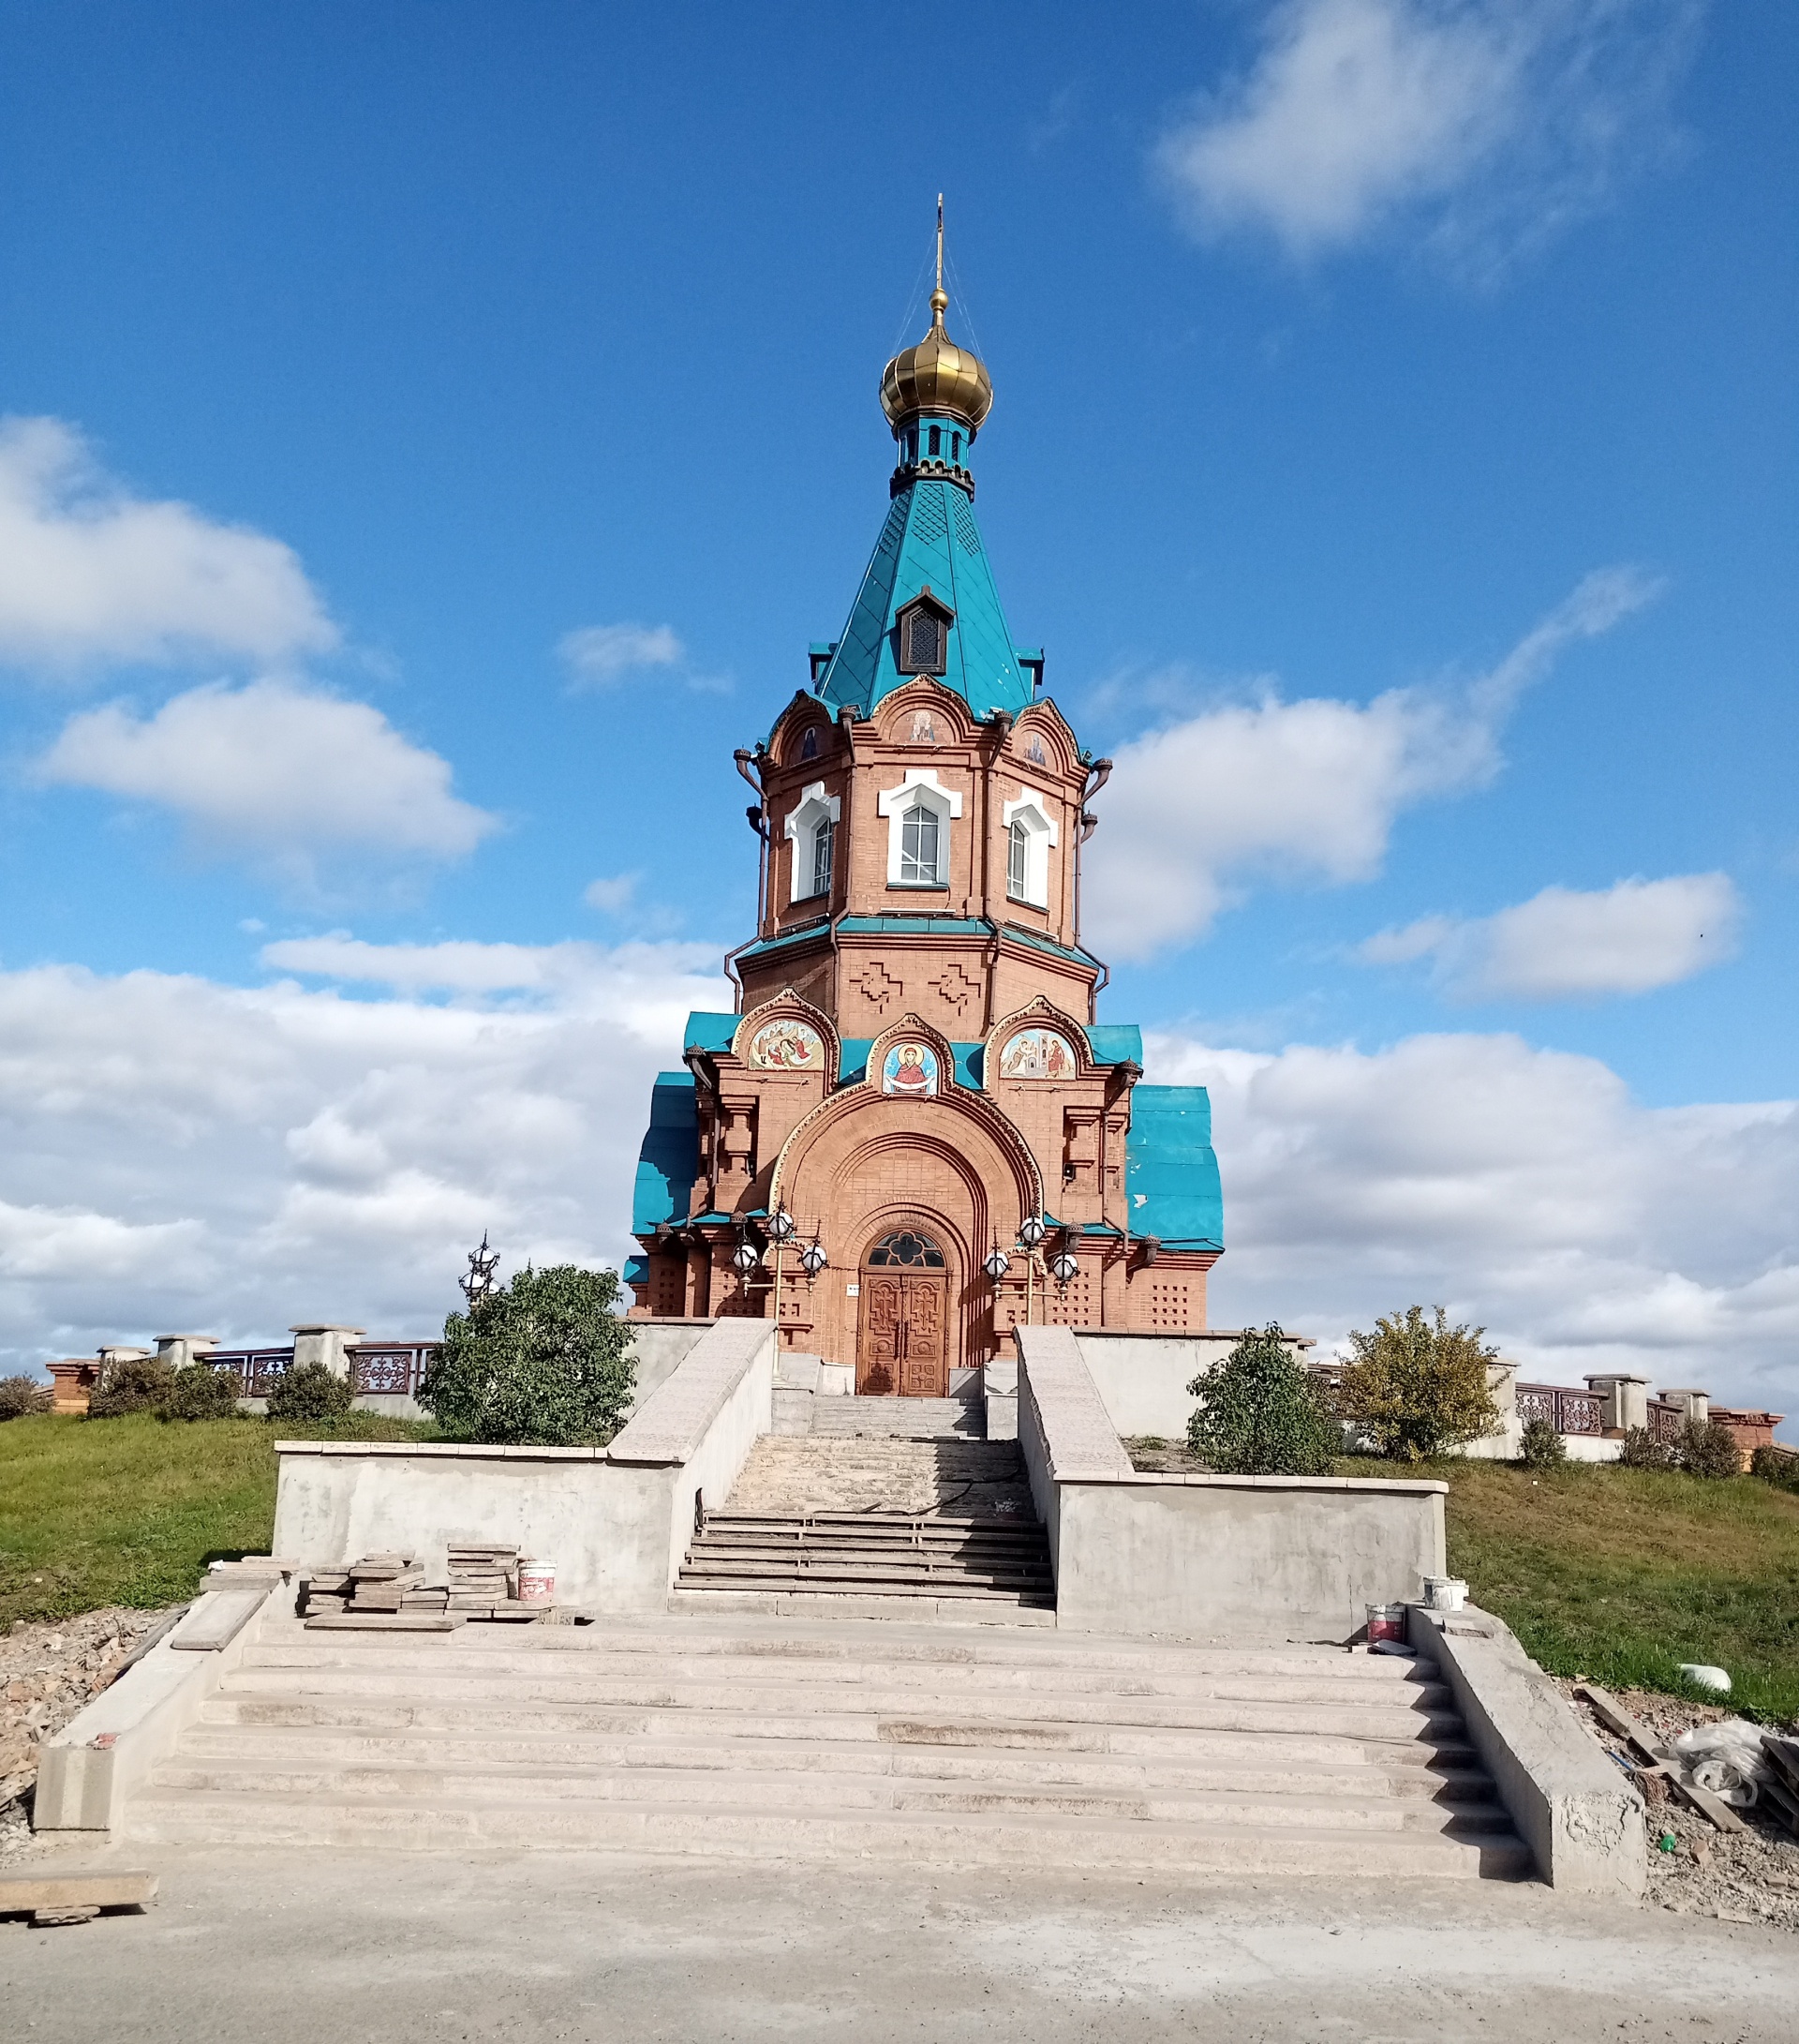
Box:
left=632, top=1071, right=698, bottom=1236
left=813, top=479, right=1034, bottom=722
left=1125, top=1085, right=1224, bottom=1251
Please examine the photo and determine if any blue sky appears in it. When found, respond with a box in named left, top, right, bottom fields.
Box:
left=0, top=2, right=1794, bottom=1422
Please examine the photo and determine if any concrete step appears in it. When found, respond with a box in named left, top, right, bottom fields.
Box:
left=124, top=1789, right=1532, bottom=1876
left=176, top=1722, right=1498, bottom=1801
left=665, top=1589, right=1063, bottom=1623
left=808, top=1397, right=983, bottom=1440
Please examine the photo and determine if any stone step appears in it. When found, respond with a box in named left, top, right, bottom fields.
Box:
left=236, top=1642, right=1448, bottom=1708
left=808, top=1397, right=983, bottom=1440
left=175, top=1722, right=1498, bottom=1801
left=664, top=1589, right=1063, bottom=1624
left=676, top=1567, right=1052, bottom=1597
left=124, top=1789, right=1533, bottom=1877
left=144, top=1754, right=1515, bottom=1834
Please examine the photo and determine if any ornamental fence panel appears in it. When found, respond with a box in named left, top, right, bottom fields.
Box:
left=347, top=1341, right=439, bottom=1399
left=1517, top=1383, right=1604, bottom=1437
left=1648, top=1398, right=1686, bottom=1443
left=205, top=1348, right=295, bottom=1399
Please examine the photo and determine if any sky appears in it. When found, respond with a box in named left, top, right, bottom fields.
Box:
left=0, top=2, right=1793, bottom=1428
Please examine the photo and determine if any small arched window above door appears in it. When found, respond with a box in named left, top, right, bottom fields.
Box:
left=866, top=1230, right=946, bottom=1269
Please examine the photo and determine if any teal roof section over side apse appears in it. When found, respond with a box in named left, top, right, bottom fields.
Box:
left=632, top=1071, right=698, bottom=1236
left=1085, top=1024, right=1143, bottom=1067
left=813, top=480, right=1034, bottom=723
left=683, top=1012, right=739, bottom=1055
left=1126, top=1085, right=1224, bottom=1251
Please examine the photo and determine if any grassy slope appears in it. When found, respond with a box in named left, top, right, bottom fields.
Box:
left=1360, top=1457, right=1799, bottom=1721
left=0, top=1412, right=431, bottom=1627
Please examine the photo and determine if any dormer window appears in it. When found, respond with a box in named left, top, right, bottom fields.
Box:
left=894, top=590, right=954, bottom=677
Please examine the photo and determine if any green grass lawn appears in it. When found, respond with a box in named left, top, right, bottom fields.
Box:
left=1355, top=1456, right=1799, bottom=1722
left=0, top=1411, right=433, bottom=1627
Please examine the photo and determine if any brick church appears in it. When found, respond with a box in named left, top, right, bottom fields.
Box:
left=626, top=253, right=1223, bottom=1395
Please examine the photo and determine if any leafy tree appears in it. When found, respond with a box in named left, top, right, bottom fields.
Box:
left=1678, top=1418, right=1744, bottom=1480
left=1186, top=1323, right=1337, bottom=1476
left=423, top=1263, right=636, bottom=1446
left=1520, top=1418, right=1567, bottom=1470
left=0, top=1375, right=52, bottom=1420
left=160, top=1363, right=245, bottom=1422
left=266, top=1361, right=354, bottom=1423
left=1333, top=1305, right=1501, bottom=1463
left=87, top=1353, right=176, bottom=1419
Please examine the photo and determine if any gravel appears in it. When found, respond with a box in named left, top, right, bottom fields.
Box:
left=1558, top=1679, right=1799, bottom=1931
left=0, top=1604, right=182, bottom=1855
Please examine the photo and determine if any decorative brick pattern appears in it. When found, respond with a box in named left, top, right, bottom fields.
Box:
left=851, top=961, right=903, bottom=1015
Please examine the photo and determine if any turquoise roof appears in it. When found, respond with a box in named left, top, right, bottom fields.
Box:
left=683, top=1012, right=739, bottom=1055
left=1085, top=1024, right=1143, bottom=1067
left=632, top=1071, right=698, bottom=1236
left=1125, top=1086, right=1224, bottom=1252
left=813, top=478, right=1035, bottom=722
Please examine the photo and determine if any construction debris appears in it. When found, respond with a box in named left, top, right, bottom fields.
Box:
left=0, top=1869, right=157, bottom=1923
left=448, top=1544, right=517, bottom=1610
left=1762, top=1732, right=1799, bottom=1839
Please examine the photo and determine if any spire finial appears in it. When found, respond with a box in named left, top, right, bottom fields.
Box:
left=930, top=193, right=947, bottom=328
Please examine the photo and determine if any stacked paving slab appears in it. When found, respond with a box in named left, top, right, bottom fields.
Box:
left=125, top=1610, right=1530, bottom=1875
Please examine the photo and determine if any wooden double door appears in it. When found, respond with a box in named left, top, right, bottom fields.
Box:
left=856, top=1229, right=951, bottom=1397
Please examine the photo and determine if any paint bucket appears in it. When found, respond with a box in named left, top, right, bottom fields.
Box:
left=1365, top=1603, right=1407, bottom=1649
left=514, top=1558, right=556, bottom=1605
left=1421, top=1575, right=1467, bottom=1612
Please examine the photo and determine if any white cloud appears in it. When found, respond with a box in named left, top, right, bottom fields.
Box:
left=584, top=873, right=641, bottom=915
left=558, top=621, right=683, bottom=689
left=0, top=942, right=730, bottom=1370
left=1085, top=568, right=1657, bottom=960
left=1155, top=0, right=1699, bottom=270
left=1146, top=1027, right=1799, bottom=1422
left=1360, top=873, right=1741, bottom=1000
left=0, top=416, right=336, bottom=671
left=37, top=679, right=498, bottom=880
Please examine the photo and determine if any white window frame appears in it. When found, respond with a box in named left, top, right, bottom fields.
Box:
left=782, top=781, right=841, bottom=904
left=1002, top=788, right=1058, bottom=908
left=877, top=768, right=961, bottom=889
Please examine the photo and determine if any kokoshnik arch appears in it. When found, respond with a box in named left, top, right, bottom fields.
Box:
left=626, top=236, right=1224, bottom=1396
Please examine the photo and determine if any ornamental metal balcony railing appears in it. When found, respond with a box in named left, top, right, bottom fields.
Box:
left=1515, top=1383, right=1605, bottom=1437
left=200, top=1341, right=438, bottom=1400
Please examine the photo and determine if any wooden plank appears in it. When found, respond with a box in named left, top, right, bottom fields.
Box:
left=1575, top=1684, right=1746, bottom=1833
left=0, top=1871, right=157, bottom=1914
left=168, top=1587, right=268, bottom=1652
left=304, top=1612, right=466, bottom=1632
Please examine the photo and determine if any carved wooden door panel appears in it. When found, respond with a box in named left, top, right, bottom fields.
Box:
left=899, top=1276, right=948, bottom=1397
left=859, top=1276, right=903, bottom=1394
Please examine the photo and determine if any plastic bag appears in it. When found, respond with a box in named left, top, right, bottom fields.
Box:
left=1671, top=1717, right=1766, bottom=1807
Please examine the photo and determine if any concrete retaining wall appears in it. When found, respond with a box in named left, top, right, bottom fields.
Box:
left=272, top=1320, right=775, bottom=1615
left=1016, top=1326, right=1446, bottom=1644
left=1070, top=1330, right=1313, bottom=1442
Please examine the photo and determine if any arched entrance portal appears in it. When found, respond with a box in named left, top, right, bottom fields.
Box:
left=857, top=1227, right=951, bottom=1396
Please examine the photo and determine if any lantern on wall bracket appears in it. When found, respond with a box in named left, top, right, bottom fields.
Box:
left=983, top=1243, right=1011, bottom=1283
left=1017, top=1213, right=1048, bottom=1252
left=1048, top=1247, right=1080, bottom=1287
left=799, top=1235, right=828, bottom=1280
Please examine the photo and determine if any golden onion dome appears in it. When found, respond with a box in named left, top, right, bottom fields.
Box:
left=881, top=286, right=993, bottom=434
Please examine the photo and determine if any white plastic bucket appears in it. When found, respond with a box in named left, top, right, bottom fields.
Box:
left=1365, top=1603, right=1406, bottom=1648
left=515, top=1558, right=557, bottom=1605
left=1422, top=1575, right=1467, bottom=1612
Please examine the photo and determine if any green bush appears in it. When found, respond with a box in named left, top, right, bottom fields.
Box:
left=1332, top=1305, right=1502, bottom=1463
left=0, top=1375, right=52, bottom=1420
left=1520, top=1418, right=1567, bottom=1469
left=423, top=1263, right=636, bottom=1447
left=87, top=1354, right=176, bottom=1419
left=265, top=1361, right=354, bottom=1423
left=1186, top=1323, right=1337, bottom=1476
left=1617, top=1425, right=1678, bottom=1471
left=159, top=1363, right=244, bottom=1423
left=1678, top=1418, right=1744, bottom=1481
left=1750, top=1443, right=1799, bottom=1492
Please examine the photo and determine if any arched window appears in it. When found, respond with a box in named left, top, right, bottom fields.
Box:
left=952, top=432, right=961, bottom=463
left=798, top=725, right=818, bottom=762
left=929, top=425, right=942, bottom=457
left=900, top=798, right=940, bottom=884
left=904, top=609, right=943, bottom=670
left=811, top=818, right=834, bottom=898
left=1007, top=819, right=1028, bottom=899
left=867, top=1230, right=945, bottom=1268
left=906, top=428, right=918, bottom=463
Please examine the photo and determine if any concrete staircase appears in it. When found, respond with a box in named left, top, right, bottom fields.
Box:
left=125, top=1612, right=1533, bottom=1877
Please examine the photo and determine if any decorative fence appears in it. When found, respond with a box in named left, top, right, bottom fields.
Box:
left=1647, top=1398, right=1686, bottom=1443
left=347, top=1341, right=438, bottom=1399
left=204, top=1347, right=297, bottom=1398
left=1516, top=1383, right=1605, bottom=1437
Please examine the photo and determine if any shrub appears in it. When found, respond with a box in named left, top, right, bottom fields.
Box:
left=1678, top=1418, right=1744, bottom=1480
left=1520, top=1418, right=1567, bottom=1469
left=1332, top=1305, right=1502, bottom=1462
left=86, top=1353, right=176, bottom=1419
left=265, top=1361, right=354, bottom=1423
left=0, top=1375, right=52, bottom=1420
left=423, top=1263, right=636, bottom=1447
left=1750, top=1443, right=1799, bottom=1492
left=159, top=1362, right=244, bottom=1422
left=1186, top=1323, right=1337, bottom=1477
left=1617, top=1425, right=1678, bottom=1470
